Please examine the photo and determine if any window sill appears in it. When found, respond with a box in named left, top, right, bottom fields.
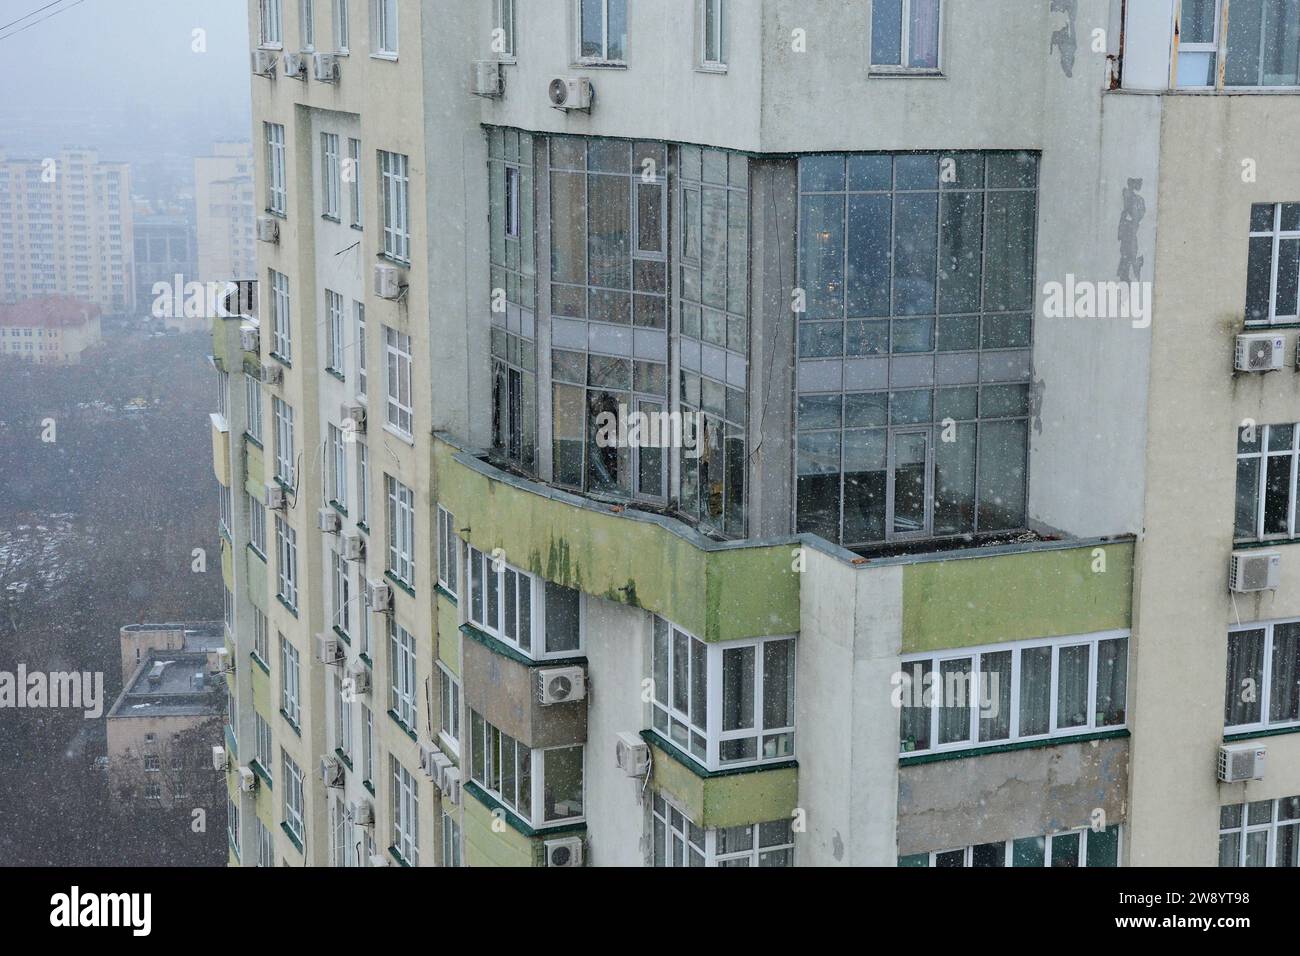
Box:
left=376, top=252, right=410, bottom=268
left=333, top=624, right=351, bottom=646
left=325, top=367, right=345, bottom=383
left=643, top=730, right=798, bottom=780
left=385, top=570, right=415, bottom=598
left=250, top=650, right=271, bottom=675
left=1242, top=320, right=1300, bottom=330
left=438, top=732, right=460, bottom=760
left=329, top=500, right=348, bottom=517
left=359, top=653, right=373, bottom=669
left=275, top=594, right=299, bottom=618
left=462, top=780, right=587, bottom=839
left=249, top=758, right=273, bottom=789
left=387, top=709, right=419, bottom=742
left=695, top=63, right=728, bottom=75
left=573, top=59, right=626, bottom=70
left=265, top=209, right=287, bottom=221
left=388, top=845, right=413, bottom=867
left=363, top=779, right=375, bottom=796
left=898, top=728, right=1131, bottom=767
left=321, top=214, right=342, bottom=224
left=1224, top=724, right=1300, bottom=743
left=1232, top=537, right=1300, bottom=550
left=280, top=821, right=304, bottom=854
left=243, top=433, right=263, bottom=450
left=356, top=521, right=370, bottom=536
left=268, top=351, right=291, bottom=368
left=370, top=52, right=399, bottom=62
left=247, top=544, right=267, bottom=564
left=279, top=709, right=302, bottom=736
left=868, top=67, right=945, bottom=79
left=258, top=43, right=284, bottom=52
left=335, top=748, right=354, bottom=771
left=435, top=583, right=458, bottom=606
left=382, top=424, right=415, bottom=446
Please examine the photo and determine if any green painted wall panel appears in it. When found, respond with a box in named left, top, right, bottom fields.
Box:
left=463, top=789, right=536, bottom=867
left=901, top=542, right=1133, bottom=652
left=649, top=741, right=799, bottom=829
left=221, top=538, right=233, bottom=590
left=436, top=594, right=460, bottom=674
left=244, top=440, right=265, bottom=491
left=245, top=548, right=269, bottom=612
left=435, top=441, right=799, bottom=642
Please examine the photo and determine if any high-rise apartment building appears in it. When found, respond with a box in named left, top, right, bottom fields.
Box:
left=195, top=143, right=256, bottom=291
left=0, top=148, right=133, bottom=313
left=211, top=0, right=1300, bottom=868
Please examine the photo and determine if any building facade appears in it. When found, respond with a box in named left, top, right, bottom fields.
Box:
left=195, top=143, right=257, bottom=291
left=0, top=295, right=103, bottom=364
left=212, top=0, right=1300, bottom=868
left=0, top=149, right=133, bottom=313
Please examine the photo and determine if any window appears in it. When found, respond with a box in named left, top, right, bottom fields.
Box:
left=650, top=618, right=795, bottom=770
left=361, top=703, right=374, bottom=782
left=385, top=475, right=415, bottom=586
left=266, top=123, right=287, bottom=215
left=469, top=711, right=585, bottom=826
left=494, top=0, right=515, bottom=59
left=332, top=798, right=349, bottom=867
left=1234, top=422, right=1300, bottom=540
left=356, top=441, right=369, bottom=526
left=465, top=546, right=582, bottom=659
left=248, top=493, right=267, bottom=556
left=328, top=422, right=348, bottom=507
left=321, top=133, right=341, bottom=219
left=272, top=395, right=295, bottom=484
left=282, top=750, right=305, bottom=845
left=255, top=711, right=274, bottom=777
left=898, top=631, right=1130, bottom=756
left=357, top=564, right=371, bottom=655
left=260, top=0, right=283, bottom=47
left=379, top=150, right=410, bottom=261
left=143, top=782, right=161, bottom=802
left=335, top=674, right=353, bottom=757
left=245, top=372, right=263, bottom=442
left=1178, top=0, right=1300, bottom=89
left=389, top=619, right=417, bottom=728
left=275, top=515, right=299, bottom=611
left=1225, top=621, right=1300, bottom=733
left=299, top=0, right=315, bottom=49
left=577, top=0, right=626, bottom=63
left=1219, top=796, right=1300, bottom=867
left=143, top=754, right=160, bottom=772
left=348, top=139, right=363, bottom=227
left=332, top=550, right=351, bottom=635
left=384, top=326, right=413, bottom=436
left=795, top=152, right=1037, bottom=547
left=253, top=607, right=269, bottom=661
left=1245, top=203, right=1300, bottom=326
left=333, top=0, right=349, bottom=51
left=900, top=826, right=1122, bottom=868
left=270, top=268, right=291, bottom=360
left=355, top=302, right=367, bottom=395
left=699, top=0, right=725, bottom=68
left=437, top=505, right=459, bottom=596
left=280, top=633, right=301, bottom=725
left=219, top=483, right=233, bottom=538
left=441, top=810, right=462, bottom=866
left=371, top=0, right=398, bottom=56
left=390, top=756, right=419, bottom=864
left=652, top=793, right=795, bottom=866
left=438, top=663, right=461, bottom=753
left=256, top=817, right=275, bottom=866
left=870, top=0, right=941, bottom=72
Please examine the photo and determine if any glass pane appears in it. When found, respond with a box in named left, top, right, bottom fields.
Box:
left=542, top=746, right=583, bottom=822
left=1264, top=453, right=1295, bottom=534
left=871, top=0, right=903, bottom=65
left=843, top=429, right=887, bottom=544
left=893, top=193, right=938, bottom=315
left=545, top=582, right=580, bottom=653
left=701, top=187, right=729, bottom=309
left=1219, top=832, right=1242, bottom=867
left=893, top=432, right=929, bottom=535
left=763, top=639, right=795, bottom=730
left=588, top=174, right=630, bottom=288
left=1012, top=836, right=1045, bottom=867
left=972, top=842, right=1005, bottom=867
left=550, top=172, right=586, bottom=284
left=1056, top=644, right=1091, bottom=729
left=979, top=650, right=1012, bottom=741
left=797, top=432, right=841, bottom=542
left=672, top=629, right=689, bottom=713
left=800, top=193, right=845, bottom=319
left=907, top=0, right=941, bottom=68
left=847, top=194, right=893, bottom=317
left=1019, top=645, right=1051, bottom=736
left=1245, top=830, right=1269, bottom=867
left=636, top=182, right=663, bottom=254
left=1087, top=827, right=1120, bottom=867
left=1236, top=456, right=1261, bottom=539
left=939, top=192, right=983, bottom=314
left=722, top=645, right=756, bottom=732
left=1182, top=0, right=1219, bottom=42
left=690, top=637, right=708, bottom=729
left=976, top=420, right=1028, bottom=531
left=934, top=849, right=965, bottom=868
left=1051, top=832, right=1081, bottom=868
left=1095, top=638, right=1129, bottom=726
left=937, top=657, right=972, bottom=745
left=933, top=425, right=976, bottom=536
left=899, top=660, right=932, bottom=752
left=1246, top=236, right=1275, bottom=322
left=1271, top=622, right=1300, bottom=723
left=1225, top=629, right=1266, bottom=726
left=653, top=618, right=669, bottom=705
left=983, top=191, right=1036, bottom=311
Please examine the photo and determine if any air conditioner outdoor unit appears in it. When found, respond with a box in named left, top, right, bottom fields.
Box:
left=419, top=742, right=444, bottom=778
left=259, top=361, right=283, bottom=386
left=349, top=800, right=375, bottom=827
left=255, top=215, right=280, bottom=244
left=238, top=766, right=257, bottom=792
left=431, top=752, right=453, bottom=789
left=538, top=666, right=586, bottom=705
left=341, top=533, right=365, bottom=561
left=374, top=263, right=404, bottom=300
left=471, top=59, right=504, bottom=97
left=316, top=633, right=344, bottom=665
left=1218, top=743, right=1267, bottom=783
left=1230, top=550, right=1280, bottom=592
left=239, top=324, right=260, bottom=354
left=318, top=507, right=341, bottom=533
left=341, top=402, right=367, bottom=433
left=211, top=745, right=227, bottom=771
left=366, top=579, right=393, bottom=612
left=284, top=52, right=308, bottom=79
left=320, top=755, right=345, bottom=787
left=348, top=662, right=371, bottom=694
left=544, top=836, right=583, bottom=868
left=441, top=766, right=461, bottom=804
left=1235, top=333, right=1285, bottom=372
left=615, top=731, right=650, bottom=777
left=264, top=482, right=286, bottom=510
left=548, top=76, right=593, bottom=110
left=251, top=49, right=278, bottom=77
left=313, top=52, right=339, bottom=82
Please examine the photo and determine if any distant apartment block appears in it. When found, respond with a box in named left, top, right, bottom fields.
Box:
left=133, top=200, right=198, bottom=327
left=0, top=149, right=133, bottom=313
left=195, top=143, right=256, bottom=288
left=0, top=295, right=102, bottom=364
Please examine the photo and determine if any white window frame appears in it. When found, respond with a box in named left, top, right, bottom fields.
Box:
left=465, top=547, right=584, bottom=660
left=347, top=138, right=363, bottom=227
left=494, top=0, right=516, bottom=60
left=272, top=395, right=295, bottom=484
left=905, top=827, right=1123, bottom=868
left=1235, top=422, right=1300, bottom=541
left=280, top=633, right=301, bottom=724
left=898, top=630, right=1131, bottom=757
left=1225, top=619, right=1300, bottom=735
left=441, top=810, right=462, bottom=866
left=469, top=710, right=586, bottom=828
left=255, top=711, right=274, bottom=775
left=576, top=0, right=627, bottom=65
left=362, top=703, right=375, bottom=782
left=378, top=150, right=410, bottom=262
left=370, top=0, right=398, bottom=57
left=356, top=440, right=370, bottom=526
left=1245, top=203, right=1300, bottom=326
left=355, top=301, right=368, bottom=395
left=248, top=493, right=267, bottom=556
left=698, top=0, right=726, bottom=70
left=333, top=0, right=350, bottom=52
left=329, top=422, right=348, bottom=508
left=266, top=123, right=287, bottom=216
left=385, top=474, right=415, bottom=585
left=270, top=268, right=291, bottom=360
left=357, top=562, right=371, bottom=656
left=389, top=618, right=417, bottom=728
left=256, top=817, right=275, bottom=866
left=336, top=672, right=353, bottom=757
left=276, top=514, right=299, bottom=611
left=650, top=619, right=797, bottom=772
left=260, top=0, right=284, bottom=48
left=869, top=0, right=943, bottom=74
left=436, top=505, right=459, bottom=597
left=321, top=132, right=341, bottom=220
left=1218, top=795, right=1300, bottom=867
left=326, top=288, right=345, bottom=373
left=253, top=607, right=269, bottom=662
left=1177, top=0, right=1300, bottom=91
left=652, top=792, right=796, bottom=867
left=245, top=372, right=263, bottom=442
left=299, top=0, right=315, bottom=50
left=384, top=325, right=413, bottom=437
left=437, top=662, right=461, bottom=755
left=332, top=548, right=351, bottom=635
left=391, top=756, right=419, bottom=864
left=282, top=750, right=305, bottom=844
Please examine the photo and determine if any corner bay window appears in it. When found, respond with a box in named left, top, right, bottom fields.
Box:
left=470, top=710, right=584, bottom=827
left=651, top=617, right=795, bottom=770
left=465, top=546, right=581, bottom=659
left=1219, top=795, right=1300, bottom=867
left=653, top=793, right=794, bottom=867
left=899, top=632, right=1129, bottom=755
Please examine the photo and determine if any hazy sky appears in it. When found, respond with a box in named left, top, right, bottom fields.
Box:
left=0, top=0, right=252, bottom=139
